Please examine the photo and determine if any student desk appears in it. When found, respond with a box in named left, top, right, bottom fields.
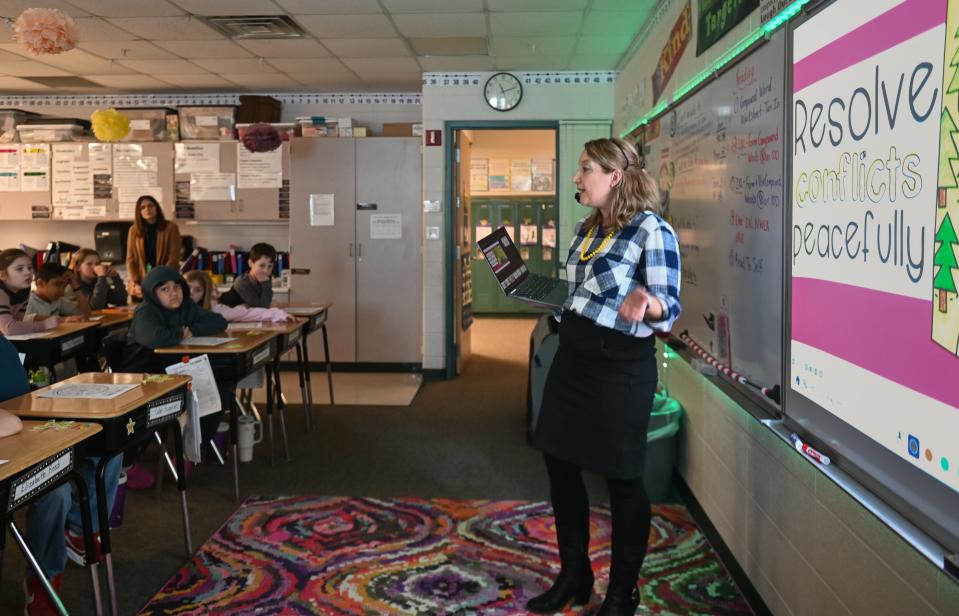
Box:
left=283, top=304, right=335, bottom=416
left=7, top=321, right=100, bottom=376
left=228, top=319, right=305, bottom=460
left=154, top=330, right=279, bottom=503
left=0, top=420, right=104, bottom=616
left=1, top=373, right=193, bottom=616
left=91, top=309, right=133, bottom=339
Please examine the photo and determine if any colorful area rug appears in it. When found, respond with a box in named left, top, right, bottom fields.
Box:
left=141, top=497, right=752, bottom=615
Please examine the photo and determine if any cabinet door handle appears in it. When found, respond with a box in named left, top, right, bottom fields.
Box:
left=358, top=243, right=362, bottom=258
left=356, top=202, right=378, bottom=210
left=348, top=243, right=353, bottom=257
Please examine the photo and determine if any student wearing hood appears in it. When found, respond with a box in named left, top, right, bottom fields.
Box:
left=122, top=266, right=227, bottom=442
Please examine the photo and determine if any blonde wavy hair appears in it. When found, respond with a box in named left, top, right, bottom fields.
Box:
left=583, top=137, right=660, bottom=231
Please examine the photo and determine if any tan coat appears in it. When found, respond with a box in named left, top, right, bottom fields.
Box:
left=125, top=222, right=181, bottom=284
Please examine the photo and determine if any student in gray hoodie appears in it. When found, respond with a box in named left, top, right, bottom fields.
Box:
left=122, top=266, right=228, bottom=443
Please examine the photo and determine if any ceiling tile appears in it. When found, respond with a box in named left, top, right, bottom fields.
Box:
left=568, top=54, right=624, bottom=70
left=321, top=38, right=411, bottom=57
left=487, top=0, right=588, bottom=10
left=79, top=40, right=178, bottom=60
left=154, top=40, right=253, bottom=59
left=20, top=49, right=139, bottom=74
left=581, top=10, right=646, bottom=36
left=382, top=0, right=483, bottom=12
left=106, top=17, right=225, bottom=40
left=84, top=74, right=175, bottom=89
left=341, top=57, right=420, bottom=74
left=392, top=13, right=486, bottom=38
left=490, top=12, right=583, bottom=37
left=288, top=72, right=363, bottom=88
left=275, top=0, right=382, bottom=14
left=493, top=54, right=570, bottom=70
left=236, top=38, right=331, bottom=58
left=0, top=76, right=52, bottom=91
left=493, top=37, right=576, bottom=57
left=65, top=0, right=184, bottom=17
left=115, top=59, right=209, bottom=74
left=191, top=58, right=276, bottom=73
left=575, top=35, right=633, bottom=56
left=591, top=0, right=656, bottom=10
left=409, top=37, right=488, bottom=55
left=295, top=14, right=397, bottom=38
left=0, top=1, right=88, bottom=16
left=75, top=17, right=141, bottom=41
left=417, top=55, right=493, bottom=71
left=2, top=61, right=72, bottom=77
left=263, top=57, right=351, bottom=73
left=152, top=73, right=235, bottom=88
left=220, top=73, right=302, bottom=89
left=170, top=0, right=288, bottom=16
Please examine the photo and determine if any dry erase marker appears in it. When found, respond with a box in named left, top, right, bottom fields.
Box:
left=790, top=433, right=831, bottom=466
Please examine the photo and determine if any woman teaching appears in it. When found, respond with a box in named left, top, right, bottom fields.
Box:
left=125, top=195, right=182, bottom=301
left=526, top=138, right=682, bottom=615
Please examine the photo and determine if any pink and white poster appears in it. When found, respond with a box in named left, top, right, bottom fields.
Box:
left=791, top=0, right=958, bottom=492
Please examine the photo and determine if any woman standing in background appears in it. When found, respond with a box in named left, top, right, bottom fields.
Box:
left=125, top=195, right=181, bottom=301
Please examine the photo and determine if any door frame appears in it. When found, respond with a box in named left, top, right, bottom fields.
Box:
left=443, top=120, right=560, bottom=378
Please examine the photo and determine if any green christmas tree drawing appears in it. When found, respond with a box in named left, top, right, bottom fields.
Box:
left=935, top=212, right=959, bottom=313
left=939, top=107, right=959, bottom=207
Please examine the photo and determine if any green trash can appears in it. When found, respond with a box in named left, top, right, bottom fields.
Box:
left=645, top=393, right=683, bottom=503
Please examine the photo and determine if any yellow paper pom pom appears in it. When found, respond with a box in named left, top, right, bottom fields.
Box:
left=90, top=108, right=131, bottom=142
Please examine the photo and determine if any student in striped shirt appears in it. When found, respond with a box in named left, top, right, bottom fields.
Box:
left=527, top=138, right=681, bottom=616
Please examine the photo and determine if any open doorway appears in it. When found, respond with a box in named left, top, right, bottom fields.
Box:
left=447, top=123, right=559, bottom=377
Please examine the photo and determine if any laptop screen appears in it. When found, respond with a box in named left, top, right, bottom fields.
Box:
left=477, top=227, right=528, bottom=294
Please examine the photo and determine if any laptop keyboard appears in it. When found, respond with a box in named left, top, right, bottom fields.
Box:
left=514, top=274, right=558, bottom=301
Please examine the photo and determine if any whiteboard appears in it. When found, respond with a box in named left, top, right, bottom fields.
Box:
left=644, top=31, right=785, bottom=396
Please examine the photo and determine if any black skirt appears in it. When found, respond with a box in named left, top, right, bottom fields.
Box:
left=531, top=311, right=657, bottom=479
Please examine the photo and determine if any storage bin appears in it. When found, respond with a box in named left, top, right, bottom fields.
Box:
left=178, top=106, right=236, bottom=140
left=17, top=123, right=85, bottom=142
left=0, top=109, right=40, bottom=142
left=645, top=393, right=683, bottom=503
left=237, top=95, right=281, bottom=123
left=118, top=108, right=175, bottom=141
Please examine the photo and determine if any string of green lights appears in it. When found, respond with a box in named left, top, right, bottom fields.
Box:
left=620, top=0, right=811, bottom=139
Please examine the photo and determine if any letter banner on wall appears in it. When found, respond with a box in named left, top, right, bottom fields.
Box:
left=791, top=0, right=959, bottom=493
left=697, top=0, right=758, bottom=56
left=652, top=0, right=693, bottom=104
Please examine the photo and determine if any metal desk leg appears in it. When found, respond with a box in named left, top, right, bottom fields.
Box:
left=171, top=424, right=193, bottom=555
left=9, top=521, right=71, bottom=616
left=321, top=324, right=334, bottom=405
left=72, top=472, right=104, bottom=616
left=94, top=457, right=119, bottom=616
left=229, top=390, right=241, bottom=503
left=294, top=341, right=312, bottom=431
left=273, top=357, right=291, bottom=462
left=266, top=365, right=275, bottom=466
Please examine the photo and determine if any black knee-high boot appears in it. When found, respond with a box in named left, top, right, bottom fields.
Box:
left=527, top=454, right=594, bottom=613
left=597, top=475, right=651, bottom=616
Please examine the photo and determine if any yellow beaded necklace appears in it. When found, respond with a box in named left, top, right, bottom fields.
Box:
left=579, top=223, right=616, bottom=262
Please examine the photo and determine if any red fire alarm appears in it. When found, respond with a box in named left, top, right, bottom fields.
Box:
left=425, top=130, right=442, bottom=146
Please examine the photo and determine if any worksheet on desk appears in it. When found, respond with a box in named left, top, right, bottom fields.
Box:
left=37, top=383, right=138, bottom=399
left=284, top=307, right=319, bottom=316
left=165, top=355, right=220, bottom=417
left=181, top=337, right=235, bottom=346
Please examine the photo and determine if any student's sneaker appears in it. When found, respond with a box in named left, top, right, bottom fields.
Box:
left=64, top=527, right=101, bottom=566
left=23, top=573, right=62, bottom=616
left=124, top=462, right=155, bottom=489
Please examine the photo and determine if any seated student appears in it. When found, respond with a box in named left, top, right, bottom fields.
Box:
left=218, top=242, right=276, bottom=308
left=0, top=335, right=120, bottom=615
left=68, top=248, right=127, bottom=310
left=26, top=263, right=91, bottom=320
left=185, top=270, right=294, bottom=322
left=0, top=248, right=59, bottom=335
left=122, top=266, right=227, bottom=441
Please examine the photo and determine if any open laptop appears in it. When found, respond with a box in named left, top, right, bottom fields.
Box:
left=477, top=226, right=569, bottom=309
